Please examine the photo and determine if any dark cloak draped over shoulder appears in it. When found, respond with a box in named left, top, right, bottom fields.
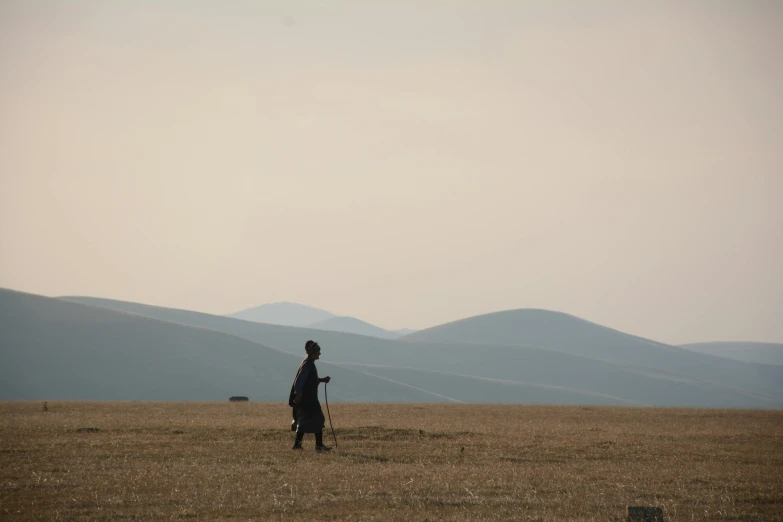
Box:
left=289, top=356, right=325, bottom=433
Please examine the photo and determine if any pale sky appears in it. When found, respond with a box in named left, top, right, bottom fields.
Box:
left=1, top=1, right=781, bottom=344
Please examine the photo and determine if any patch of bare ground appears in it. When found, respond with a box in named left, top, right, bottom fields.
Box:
left=1, top=402, right=781, bottom=521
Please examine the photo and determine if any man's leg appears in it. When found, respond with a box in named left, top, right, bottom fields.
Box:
left=292, top=430, right=304, bottom=450
left=315, top=432, right=331, bottom=452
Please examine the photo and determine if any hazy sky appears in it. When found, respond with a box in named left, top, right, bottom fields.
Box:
left=1, top=1, right=781, bottom=344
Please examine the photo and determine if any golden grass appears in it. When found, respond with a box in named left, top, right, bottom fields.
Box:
left=1, top=402, right=781, bottom=521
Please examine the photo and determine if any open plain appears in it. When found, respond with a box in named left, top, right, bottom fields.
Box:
left=1, top=402, right=781, bottom=521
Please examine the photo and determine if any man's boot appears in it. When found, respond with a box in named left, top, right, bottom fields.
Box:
left=314, top=431, right=332, bottom=452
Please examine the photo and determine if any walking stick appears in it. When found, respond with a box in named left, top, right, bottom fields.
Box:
left=324, top=382, right=338, bottom=449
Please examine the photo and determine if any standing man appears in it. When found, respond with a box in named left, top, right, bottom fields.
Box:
left=289, top=340, right=332, bottom=452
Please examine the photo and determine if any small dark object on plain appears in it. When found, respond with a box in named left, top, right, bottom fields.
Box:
left=229, top=396, right=249, bottom=402
left=41, top=401, right=48, bottom=412
left=627, top=506, right=665, bottom=522
left=75, top=427, right=100, bottom=433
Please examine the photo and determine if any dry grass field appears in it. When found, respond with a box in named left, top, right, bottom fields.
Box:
left=1, top=402, right=781, bottom=521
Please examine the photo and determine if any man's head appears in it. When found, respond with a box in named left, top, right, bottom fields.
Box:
left=305, top=340, right=321, bottom=359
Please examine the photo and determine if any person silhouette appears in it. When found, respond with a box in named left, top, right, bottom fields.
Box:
left=289, top=340, right=332, bottom=451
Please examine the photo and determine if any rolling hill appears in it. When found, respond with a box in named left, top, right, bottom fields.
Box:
left=401, top=308, right=685, bottom=364
left=681, top=342, right=783, bottom=367
left=0, top=289, right=444, bottom=403
left=57, top=296, right=783, bottom=408
left=400, top=309, right=783, bottom=401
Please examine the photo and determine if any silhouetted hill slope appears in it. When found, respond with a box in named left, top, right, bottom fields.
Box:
left=60, top=297, right=783, bottom=408
left=401, top=309, right=680, bottom=361
left=400, top=309, right=783, bottom=400
left=227, top=302, right=334, bottom=326
left=681, top=342, right=783, bottom=367
left=309, top=316, right=402, bottom=339
left=0, top=289, right=444, bottom=403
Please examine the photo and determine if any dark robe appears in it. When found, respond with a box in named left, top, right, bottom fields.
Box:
left=289, top=355, right=325, bottom=433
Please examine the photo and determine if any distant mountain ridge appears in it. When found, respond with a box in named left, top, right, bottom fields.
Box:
left=309, top=316, right=403, bottom=339
left=227, top=301, right=413, bottom=339
left=46, top=293, right=783, bottom=408
left=227, top=302, right=334, bottom=327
